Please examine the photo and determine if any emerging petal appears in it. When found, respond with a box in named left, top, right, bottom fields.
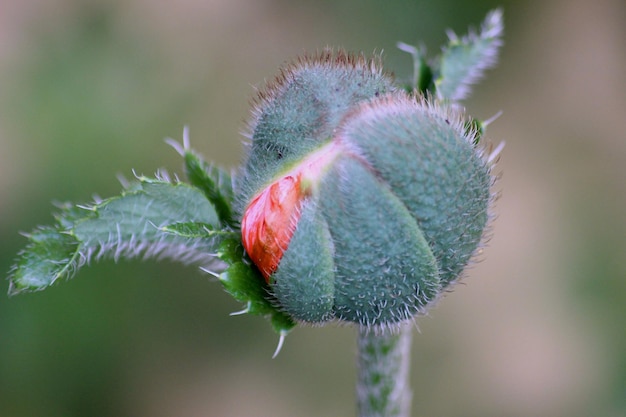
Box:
left=241, top=141, right=342, bottom=282
left=241, top=175, right=302, bottom=281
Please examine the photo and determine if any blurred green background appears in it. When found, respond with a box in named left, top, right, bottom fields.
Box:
left=1, top=0, right=624, bottom=416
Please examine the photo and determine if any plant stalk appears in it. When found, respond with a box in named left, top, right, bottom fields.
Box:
left=356, top=322, right=413, bottom=417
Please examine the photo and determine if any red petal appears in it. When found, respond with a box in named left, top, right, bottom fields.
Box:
left=242, top=175, right=302, bottom=282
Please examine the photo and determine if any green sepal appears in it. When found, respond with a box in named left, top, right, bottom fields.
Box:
left=272, top=200, right=335, bottom=323
left=217, top=237, right=296, bottom=334
left=338, top=95, right=491, bottom=286
left=319, top=157, right=440, bottom=326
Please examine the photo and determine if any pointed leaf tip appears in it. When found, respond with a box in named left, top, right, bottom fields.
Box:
left=435, top=8, right=504, bottom=101
left=8, top=227, right=81, bottom=294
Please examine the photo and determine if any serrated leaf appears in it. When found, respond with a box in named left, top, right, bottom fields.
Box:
left=435, top=8, right=503, bottom=101
left=8, top=179, right=223, bottom=294
left=8, top=227, right=81, bottom=295
left=184, top=150, right=236, bottom=228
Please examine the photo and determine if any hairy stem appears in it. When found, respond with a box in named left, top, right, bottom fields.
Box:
left=356, top=322, right=413, bottom=417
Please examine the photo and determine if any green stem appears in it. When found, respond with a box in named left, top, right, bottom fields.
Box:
left=356, top=322, right=413, bottom=417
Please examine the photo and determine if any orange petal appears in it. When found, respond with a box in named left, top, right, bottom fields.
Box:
left=241, top=141, right=342, bottom=282
left=242, top=175, right=303, bottom=282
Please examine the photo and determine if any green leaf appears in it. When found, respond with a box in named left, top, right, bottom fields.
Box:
left=167, top=127, right=236, bottom=227
left=8, top=177, right=222, bottom=294
left=435, top=8, right=503, bottom=101
left=217, top=237, right=296, bottom=334
left=159, top=222, right=238, bottom=240
left=184, top=153, right=236, bottom=228
left=8, top=227, right=81, bottom=294
left=8, top=171, right=295, bottom=336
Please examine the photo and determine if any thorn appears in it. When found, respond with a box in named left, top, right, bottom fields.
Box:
left=272, top=330, right=288, bottom=359
left=199, top=266, right=220, bottom=279
left=183, top=125, right=191, bottom=150
left=483, top=110, right=503, bottom=128
left=165, top=126, right=191, bottom=156
left=488, top=141, right=505, bottom=164
left=410, top=317, right=422, bottom=334
left=156, top=169, right=171, bottom=183
left=52, top=200, right=71, bottom=210
left=446, top=28, right=459, bottom=42
left=165, top=137, right=185, bottom=156
left=91, top=194, right=103, bottom=204
left=148, top=220, right=161, bottom=231
left=229, top=306, right=250, bottom=316
left=131, top=169, right=142, bottom=180
left=396, top=41, right=417, bottom=55
left=7, top=281, right=20, bottom=297
left=76, top=204, right=96, bottom=211
left=116, top=173, right=130, bottom=189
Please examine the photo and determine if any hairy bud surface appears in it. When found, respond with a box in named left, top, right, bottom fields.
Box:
left=238, top=51, right=494, bottom=329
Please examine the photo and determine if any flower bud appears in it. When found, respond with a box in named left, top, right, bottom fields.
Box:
left=238, top=51, right=494, bottom=329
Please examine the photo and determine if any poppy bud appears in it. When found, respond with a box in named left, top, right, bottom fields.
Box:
left=237, top=51, right=494, bottom=329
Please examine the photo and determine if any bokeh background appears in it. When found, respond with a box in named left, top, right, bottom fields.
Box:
left=1, top=0, right=624, bottom=416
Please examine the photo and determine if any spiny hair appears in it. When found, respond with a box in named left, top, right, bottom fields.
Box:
left=247, top=49, right=388, bottom=131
